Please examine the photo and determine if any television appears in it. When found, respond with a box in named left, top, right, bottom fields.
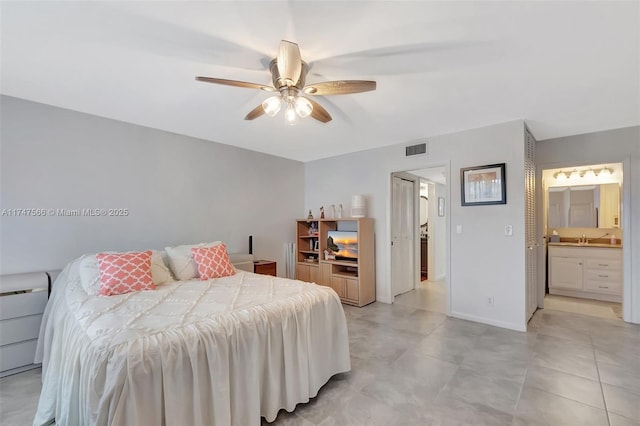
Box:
left=327, top=231, right=358, bottom=261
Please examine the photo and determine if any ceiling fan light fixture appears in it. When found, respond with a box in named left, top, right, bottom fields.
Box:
left=262, top=96, right=282, bottom=117
left=196, top=40, right=375, bottom=124
left=284, top=102, right=298, bottom=125
left=294, top=96, right=313, bottom=118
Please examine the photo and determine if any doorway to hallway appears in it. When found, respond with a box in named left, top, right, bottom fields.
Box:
left=391, top=166, right=448, bottom=314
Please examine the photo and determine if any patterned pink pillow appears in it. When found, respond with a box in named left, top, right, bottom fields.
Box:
left=191, top=244, right=236, bottom=280
left=97, top=251, right=156, bottom=296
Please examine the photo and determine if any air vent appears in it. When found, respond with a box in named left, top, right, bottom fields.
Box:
left=405, top=142, right=427, bottom=157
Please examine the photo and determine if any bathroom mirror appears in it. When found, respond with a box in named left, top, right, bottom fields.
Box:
left=420, top=196, right=428, bottom=227
left=547, top=183, right=620, bottom=229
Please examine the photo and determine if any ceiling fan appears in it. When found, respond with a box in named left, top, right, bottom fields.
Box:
left=196, top=40, right=376, bottom=124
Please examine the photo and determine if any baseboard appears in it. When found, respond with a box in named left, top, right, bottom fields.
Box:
left=0, top=363, right=41, bottom=378
left=549, top=288, right=621, bottom=303
left=450, top=311, right=527, bottom=332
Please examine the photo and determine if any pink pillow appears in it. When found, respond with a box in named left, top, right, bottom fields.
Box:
left=191, top=244, right=236, bottom=280
left=97, top=251, right=156, bottom=296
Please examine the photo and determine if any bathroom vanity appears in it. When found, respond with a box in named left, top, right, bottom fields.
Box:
left=548, top=243, right=622, bottom=302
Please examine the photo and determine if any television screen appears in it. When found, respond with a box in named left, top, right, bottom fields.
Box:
left=327, top=231, right=358, bottom=260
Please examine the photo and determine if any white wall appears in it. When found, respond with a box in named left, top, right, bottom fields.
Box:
left=306, top=120, right=528, bottom=331
left=0, top=96, right=305, bottom=276
left=536, top=126, right=640, bottom=323
left=433, top=183, right=447, bottom=280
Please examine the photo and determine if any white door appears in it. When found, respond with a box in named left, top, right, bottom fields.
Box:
left=392, top=175, right=415, bottom=296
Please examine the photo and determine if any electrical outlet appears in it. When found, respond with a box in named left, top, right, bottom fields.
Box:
left=505, top=225, right=513, bottom=236
left=456, top=225, right=463, bottom=234
left=487, top=296, right=494, bottom=306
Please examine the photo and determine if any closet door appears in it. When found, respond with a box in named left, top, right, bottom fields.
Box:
left=391, top=175, right=415, bottom=296
left=525, top=129, right=538, bottom=321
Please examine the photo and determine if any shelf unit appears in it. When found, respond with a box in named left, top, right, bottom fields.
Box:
left=296, top=220, right=320, bottom=283
left=295, top=218, right=375, bottom=307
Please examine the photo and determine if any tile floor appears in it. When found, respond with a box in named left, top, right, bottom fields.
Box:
left=544, top=294, right=623, bottom=320
left=1, top=283, right=638, bottom=426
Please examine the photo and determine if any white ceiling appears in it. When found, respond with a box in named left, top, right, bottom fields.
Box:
left=1, top=1, right=638, bottom=162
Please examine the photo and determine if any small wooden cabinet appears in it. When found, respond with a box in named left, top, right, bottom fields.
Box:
left=548, top=245, right=622, bottom=302
left=295, top=218, right=375, bottom=307
left=296, top=263, right=318, bottom=282
left=254, top=260, right=277, bottom=276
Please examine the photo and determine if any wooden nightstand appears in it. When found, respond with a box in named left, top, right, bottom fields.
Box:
left=254, top=260, right=277, bottom=276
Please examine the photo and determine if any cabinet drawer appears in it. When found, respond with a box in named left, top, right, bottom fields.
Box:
left=0, top=314, right=43, bottom=346
left=0, top=339, right=39, bottom=372
left=584, top=279, right=622, bottom=295
left=584, top=259, right=622, bottom=271
left=0, top=291, right=48, bottom=320
left=584, top=270, right=622, bottom=283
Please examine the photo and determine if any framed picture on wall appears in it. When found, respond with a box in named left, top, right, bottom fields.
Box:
left=461, top=163, right=506, bottom=206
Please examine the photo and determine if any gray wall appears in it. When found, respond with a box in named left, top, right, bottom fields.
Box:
left=1, top=96, right=305, bottom=276
left=537, top=126, right=640, bottom=323
left=306, top=120, right=528, bottom=331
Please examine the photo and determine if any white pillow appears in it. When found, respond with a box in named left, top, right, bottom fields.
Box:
left=164, top=241, right=222, bottom=281
left=149, top=251, right=174, bottom=285
left=79, top=250, right=174, bottom=295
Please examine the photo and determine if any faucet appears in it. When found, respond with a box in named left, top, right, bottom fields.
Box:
left=577, top=234, right=589, bottom=244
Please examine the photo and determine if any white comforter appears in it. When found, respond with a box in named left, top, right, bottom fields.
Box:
left=34, top=258, right=350, bottom=425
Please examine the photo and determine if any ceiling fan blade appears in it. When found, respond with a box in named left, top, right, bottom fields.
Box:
left=307, top=99, right=332, bottom=123
left=277, top=40, right=302, bottom=86
left=303, top=80, right=376, bottom=96
left=244, top=104, right=266, bottom=121
left=195, top=77, right=276, bottom=92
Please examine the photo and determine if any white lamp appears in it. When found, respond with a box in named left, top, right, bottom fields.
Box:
left=351, top=195, right=366, bottom=218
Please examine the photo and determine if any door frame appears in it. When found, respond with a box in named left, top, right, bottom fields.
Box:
left=537, top=159, right=635, bottom=323
left=389, top=162, right=452, bottom=316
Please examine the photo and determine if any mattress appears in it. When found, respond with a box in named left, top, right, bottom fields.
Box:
left=33, top=257, right=350, bottom=425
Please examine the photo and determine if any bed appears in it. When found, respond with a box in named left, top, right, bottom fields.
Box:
left=33, top=251, right=350, bottom=425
